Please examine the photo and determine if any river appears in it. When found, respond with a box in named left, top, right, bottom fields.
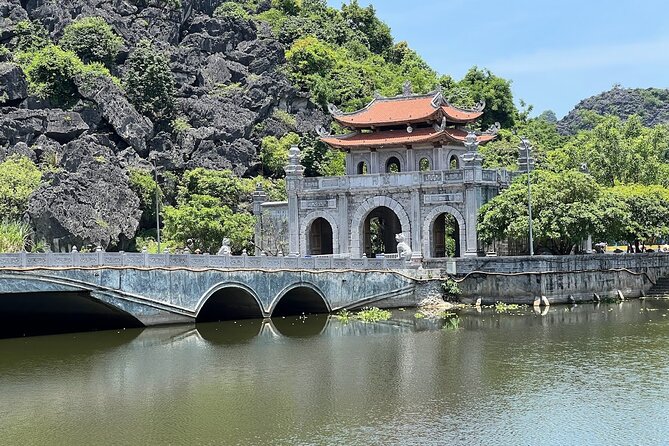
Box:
left=1, top=300, right=669, bottom=445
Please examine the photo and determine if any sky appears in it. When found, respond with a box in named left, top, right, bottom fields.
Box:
left=328, top=0, right=669, bottom=118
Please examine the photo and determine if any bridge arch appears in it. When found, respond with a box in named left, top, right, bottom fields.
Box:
left=196, top=282, right=264, bottom=322
left=0, top=275, right=144, bottom=337
left=270, top=283, right=330, bottom=317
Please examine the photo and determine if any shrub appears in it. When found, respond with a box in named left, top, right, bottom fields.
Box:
left=0, top=155, right=42, bottom=221
left=13, top=20, right=50, bottom=53
left=60, top=17, right=123, bottom=68
left=124, top=39, right=176, bottom=122
left=214, top=2, right=250, bottom=20
left=15, top=44, right=113, bottom=106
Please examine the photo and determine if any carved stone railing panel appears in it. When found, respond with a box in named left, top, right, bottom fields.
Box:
left=188, top=255, right=210, bottom=268
left=26, top=254, right=48, bottom=267
left=101, top=253, right=123, bottom=266
left=123, top=253, right=146, bottom=267
left=0, top=254, right=21, bottom=267
left=147, top=255, right=168, bottom=267
left=79, top=253, right=99, bottom=267
left=169, top=255, right=189, bottom=267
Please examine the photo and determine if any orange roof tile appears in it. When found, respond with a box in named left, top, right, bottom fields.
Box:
left=331, top=93, right=484, bottom=127
left=321, top=127, right=496, bottom=149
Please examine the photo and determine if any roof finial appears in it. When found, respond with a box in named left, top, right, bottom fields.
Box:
left=402, top=80, right=412, bottom=96
left=327, top=103, right=343, bottom=116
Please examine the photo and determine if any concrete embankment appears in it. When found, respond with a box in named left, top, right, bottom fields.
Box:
left=424, top=253, right=669, bottom=305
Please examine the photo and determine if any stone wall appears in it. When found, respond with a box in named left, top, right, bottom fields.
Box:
left=429, top=253, right=669, bottom=305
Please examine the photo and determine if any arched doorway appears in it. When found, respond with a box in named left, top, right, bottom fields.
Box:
left=386, top=157, right=401, bottom=173
left=308, top=217, right=333, bottom=255
left=197, top=286, right=263, bottom=322
left=272, top=286, right=329, bottom=317
left=364, top=206, right=402, bottom=257
left=449, top=155, right=460, bottom=170
left=357, top=161, right=368, bottom=174
left=432, top=213, right=461, bottom=258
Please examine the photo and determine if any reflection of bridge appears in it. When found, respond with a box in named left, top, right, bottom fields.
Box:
left=0, top=252, right=418, bottom=336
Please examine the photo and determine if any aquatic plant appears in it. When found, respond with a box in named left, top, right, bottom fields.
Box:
left=494, top=302, right=521, bottom=312
left=335, top=309, right=352, bottom=323
left=442, top=317, right=460, bottom=330
left=414, top=312, right=425, bottom=319
left=355, top=307, right=392, bottom=323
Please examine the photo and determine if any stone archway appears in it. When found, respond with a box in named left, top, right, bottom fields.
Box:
left=300, top=211, right=339, bottom=257
left=422, top=205, right=466, bottom=259
left=351, top=196, right=411, bottom=258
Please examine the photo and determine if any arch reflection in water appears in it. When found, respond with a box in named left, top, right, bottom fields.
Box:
left=271, top=314, right=329, bottom=338
left=272, top=285, right=330, bottom=317
left=197, top=319, right=264, bottom=345
left=197, top=285, right=263, bottom=322
left=0, top=291, right=143, bottom=339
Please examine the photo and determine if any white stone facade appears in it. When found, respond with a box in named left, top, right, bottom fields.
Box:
left=254, top=139, right=510, bottom=259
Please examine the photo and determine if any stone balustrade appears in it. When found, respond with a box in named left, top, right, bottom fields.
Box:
left=0, top=252, right=411, bottom=271
left=301, top=169, right=507, bottom=191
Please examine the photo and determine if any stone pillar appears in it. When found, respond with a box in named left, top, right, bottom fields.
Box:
left=433, top=146, right=443, bottom=170
left=370, top=149, right=379, bottom=174
left=338, top=192, right=349, bottom=255
left=410, top=186, right=423, bottom=261
left=462, top=132, right=484, bottom=257
left=406, top=146, right=415, bottom=171
left=252, top=184, right=268, bottom=256
left=284, top=145, right=305, bottom=257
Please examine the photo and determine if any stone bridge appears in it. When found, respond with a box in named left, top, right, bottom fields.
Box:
left=0, top=253, right=418, bottom=332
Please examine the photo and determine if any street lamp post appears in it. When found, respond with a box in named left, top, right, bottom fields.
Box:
left=518, top=138, right=535, bottom=256
left=150, top=154, right=161, bottom=253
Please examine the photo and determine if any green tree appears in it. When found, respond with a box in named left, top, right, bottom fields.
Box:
left=128, top=168, right=160, bottom=226
left=124, top=39, right=177, bottom=122
left=340, top=0, right=392, bottom=55
left=446, top=67, right=518, bottom=129
left=261, top=132, right=301, bottom=178
left=0, top=155, right=42, bottom=221
left=60, top=17, right=123, bottom=68
left=547, top=115, right=669, bottom=187
left=162, top=195, right=255, bottom=254
left=599, top=184, right=669, bottom=249
left=478, top=170, right=603, bottom=255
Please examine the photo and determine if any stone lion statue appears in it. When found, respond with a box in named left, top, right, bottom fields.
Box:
left=395, top=233, right=412, bottom=261
left=217, top=238, right=232, bottom=256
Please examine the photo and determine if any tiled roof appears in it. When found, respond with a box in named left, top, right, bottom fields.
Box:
left=332, top=93, right=483, bottom=127
left=321, top=127, right=496, bottom=149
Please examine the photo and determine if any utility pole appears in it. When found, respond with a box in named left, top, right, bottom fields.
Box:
left=151, top=154, right=161, bottom=253
left=518, top=138, right=535, bottom=256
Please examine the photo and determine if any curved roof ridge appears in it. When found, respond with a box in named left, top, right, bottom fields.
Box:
left=328, top=92, right=441, bottom=118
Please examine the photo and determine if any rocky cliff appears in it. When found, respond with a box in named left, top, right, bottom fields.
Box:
left=0, top=0, right=326, bottom=250
left=558, top=87, right=669, bottom=135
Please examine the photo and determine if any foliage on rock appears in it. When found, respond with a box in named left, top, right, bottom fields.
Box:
left=60, top=17, right=124, bottom=68
left=0, top=155, right=42, bottom=221
left=124, top=39, right=177, bottom=123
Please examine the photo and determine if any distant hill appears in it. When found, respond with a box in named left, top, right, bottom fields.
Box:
left=557, top=87, right=669, bottom=135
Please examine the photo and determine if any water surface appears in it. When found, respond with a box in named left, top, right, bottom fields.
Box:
left=1, top=300, right=669, bottom=445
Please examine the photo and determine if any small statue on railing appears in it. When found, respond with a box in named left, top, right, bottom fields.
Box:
left=217, top=238, right=232, bottom=256
left=396, top=233, right=412, bottom=261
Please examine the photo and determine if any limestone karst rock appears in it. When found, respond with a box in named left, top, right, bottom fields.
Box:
left=28, top=136, right=142, bottom=251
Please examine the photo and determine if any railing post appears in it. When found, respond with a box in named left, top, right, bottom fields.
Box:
left=20, top=251, right=27, bottom=268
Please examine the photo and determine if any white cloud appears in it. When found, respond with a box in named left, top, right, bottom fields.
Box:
left=489, top=36, right=669, bottom=74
